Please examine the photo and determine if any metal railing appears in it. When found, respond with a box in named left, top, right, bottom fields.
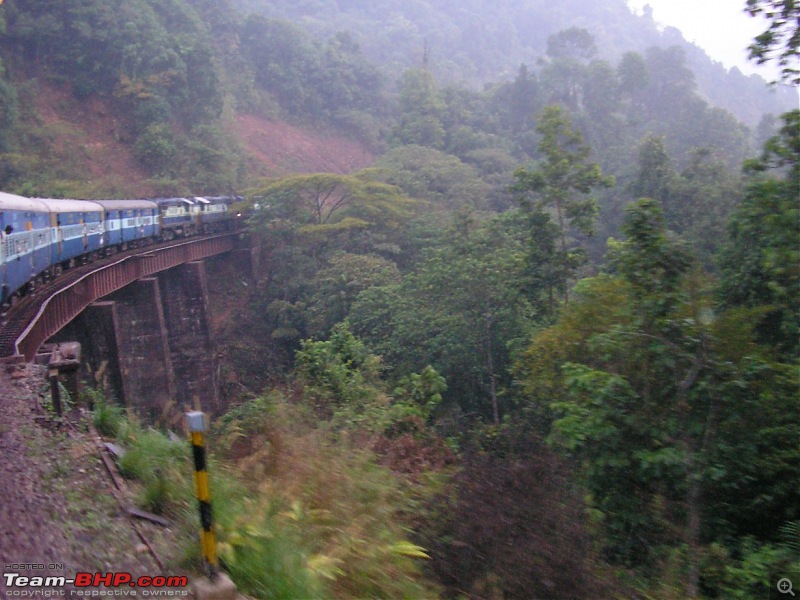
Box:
left=14, top=234, right=236, bottom=360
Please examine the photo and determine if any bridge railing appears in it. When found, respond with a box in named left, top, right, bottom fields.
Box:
left=15, top=234, right=236, bottom=361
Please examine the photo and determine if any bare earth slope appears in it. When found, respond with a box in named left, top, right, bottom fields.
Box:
left=30, top=82, right=374, bottom=196
left=233, top=114, right=375, bottom=177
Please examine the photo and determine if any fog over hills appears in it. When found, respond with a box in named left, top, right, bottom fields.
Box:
left=232, top=0, right=797, bottom=126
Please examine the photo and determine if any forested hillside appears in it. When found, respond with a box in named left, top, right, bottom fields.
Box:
left=0, top=1, right=798, bottom=598
left=0, top=0, right=385, bottom=196
left=233, top=0, right=798, bottom=126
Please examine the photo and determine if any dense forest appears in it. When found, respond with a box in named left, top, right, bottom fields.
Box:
left=233, top=0, right=797, bottom=127
left=0, top=0, right=798, bottom=598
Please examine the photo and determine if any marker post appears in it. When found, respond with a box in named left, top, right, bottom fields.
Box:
left=186, top=411, right=218, bottom=578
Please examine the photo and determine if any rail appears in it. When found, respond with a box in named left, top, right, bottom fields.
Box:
left=12, top=233, right=237, bottom=361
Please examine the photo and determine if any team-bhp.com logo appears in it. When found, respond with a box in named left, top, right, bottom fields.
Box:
left=4, top=571, right=189, bottom=597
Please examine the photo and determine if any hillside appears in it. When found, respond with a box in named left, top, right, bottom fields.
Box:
left=232, top=0, right=798, bottom=126
left=0, top=0, right=379, bottom=198
left=0, top=0, right=794, bottom=197
left=233, top=114, right=375, bottom=177
left=5, top=79, right=374, bottom=197
left=0, top=2, right=797, bottom=598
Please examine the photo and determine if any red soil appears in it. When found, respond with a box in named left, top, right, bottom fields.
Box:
left=232, top=114, right=375, bottom=177
left=30, top=81, right=374, bottom=195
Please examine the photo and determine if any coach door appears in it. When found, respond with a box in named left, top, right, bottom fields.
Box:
left=52, top=212, right=63, bottom=259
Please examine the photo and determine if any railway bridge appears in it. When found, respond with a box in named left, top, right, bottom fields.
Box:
left=0, top=232, right=256, bottom=418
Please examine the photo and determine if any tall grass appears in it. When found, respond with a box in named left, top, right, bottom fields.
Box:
left=90, top=388, right=440, bottom=598
left=209, top=395, right=439, bottom=599
left=116, top=425, right=191, bottom=515
left=88, top=388, right=125, bottom=438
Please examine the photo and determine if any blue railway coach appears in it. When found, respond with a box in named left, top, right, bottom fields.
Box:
left=1, top=191, right=236, bottom=309
left=46, top=199, right=105, bottom=265
left=0, top=192, right=52, bottom=304
left=95, top=199, right=159, bottom=247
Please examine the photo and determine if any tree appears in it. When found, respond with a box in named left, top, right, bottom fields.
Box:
left=746, top=0, right=800, bottom=85
left=295, top=322, right=385, bottom=421
left=494, top=63, right=539, bottom=136
left=639, top=45, right=698, bottom=135
left=244, top=172, right=415, bottom=370
left=350, top=212, right=533, bottom=422
left=306, top=252, right=401, bottom=336
left=666, top=148, right=743, bottom=267
left=539, top=29, right=599, bottom=117
left=718, top=109, right=800, bottom=357
left=520, top=200, right=800, bottom=596
left=629, top=136, right=743, bottom=268
left=545, top=27, right=597, bottom=61
left=134, top=124, right=177, bottom=176
left=617, top=51, right=649, bottom=97
left=0, top=8, right=16, bottom=151
left=393, top=68, right=446, bottom=148
left=0, top=60, right=16, bottom=152
left=250, top=172, right=415, bottom=254
left=513, top=105, right=613, bottom=304
left=581, top=59, right=624, bottom=158
left=629, top=135, right=674, bottom=203
left=241, top=16, right=321, bottom=115
left=374, top=145, right=491, bottom=212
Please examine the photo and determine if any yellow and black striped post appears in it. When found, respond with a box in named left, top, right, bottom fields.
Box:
left=186, top=411, right=218, bottom=577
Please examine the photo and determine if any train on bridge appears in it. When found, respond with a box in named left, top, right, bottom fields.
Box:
left=0, top=192, right=243, bottom=307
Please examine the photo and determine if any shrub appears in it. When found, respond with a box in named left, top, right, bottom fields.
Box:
left=421, top=439, right=621, bottom=598
left=134, top=124, right=178, bottom=175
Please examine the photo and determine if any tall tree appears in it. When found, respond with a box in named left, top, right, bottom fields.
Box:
left=351, top=211, right=532, bottom=422
left=393, top=68, right=446, bottom=148
left=718, top=109, right=800, bottom=357
left=244, top=171, right=415, bottom=365
left=629, top=136, right=743, bottom=267
left=629, top=134, right=675, bottom=203
left=545, top=27, right=597, bottom=61
left=513, top=105, right=613, bottom=304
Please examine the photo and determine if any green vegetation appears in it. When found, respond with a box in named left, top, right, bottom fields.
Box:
left=3, top=1, right=798, bottom=597
left=230, top=79, right=796, bottom=599
left=89, top=388, right=126, bottom=438
left=235, top=0, right=797, bottom=124
left=1, top=0, right=796, bottom=197
left=746, top=0, right=800, bottom=85
left=92, top=382, right=441, bottom=599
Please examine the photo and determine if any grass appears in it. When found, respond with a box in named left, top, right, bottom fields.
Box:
left=89, top=390, right=441, bottom=598
left=116, top=426, right=190, bottom=515
left=89, top=389, right=125, bottom=437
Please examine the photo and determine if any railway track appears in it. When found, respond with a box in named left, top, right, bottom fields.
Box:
left=0, top=253, right=102, bottom=358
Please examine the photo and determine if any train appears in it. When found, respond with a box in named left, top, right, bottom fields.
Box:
left=0, top=192, right=243, bottom=308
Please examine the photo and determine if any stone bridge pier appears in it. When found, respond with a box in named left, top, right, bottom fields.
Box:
left=57, top=260, right=222, bottom=420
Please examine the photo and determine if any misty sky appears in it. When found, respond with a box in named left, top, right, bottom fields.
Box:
left=627, top=0, right=782, bottom=80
